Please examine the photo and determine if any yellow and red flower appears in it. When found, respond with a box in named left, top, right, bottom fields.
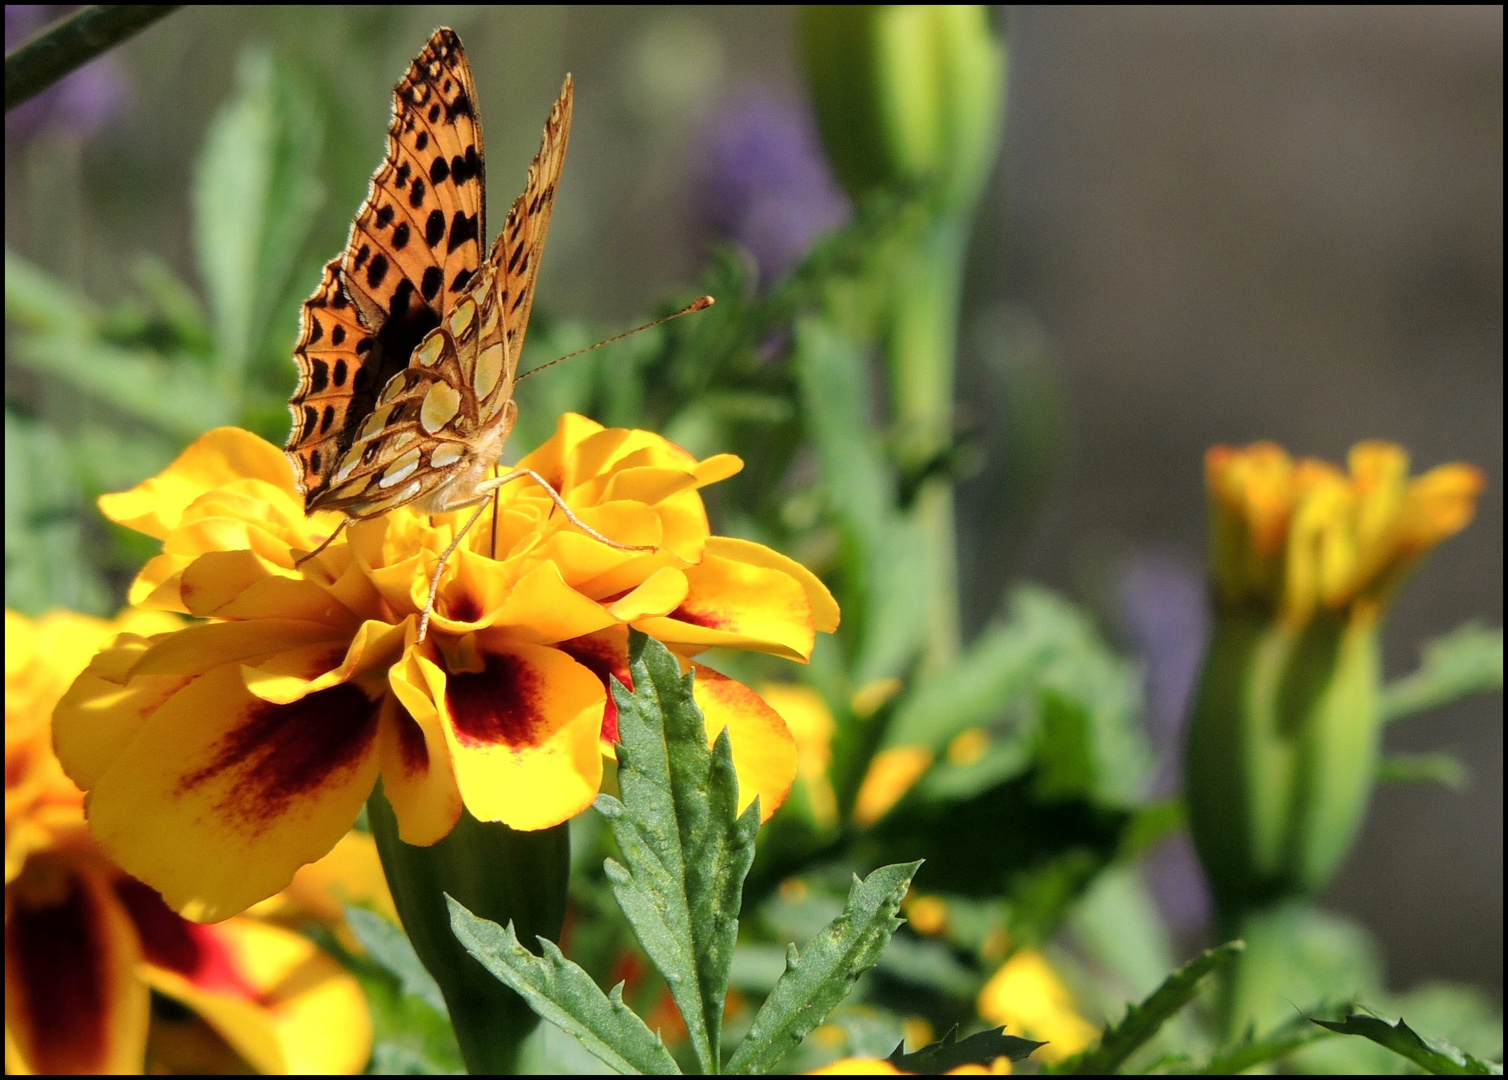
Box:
left=6, top=609, right=373, bottom=1075
left=1206, top=440, right=1485, bottom=625
left=54, top=416, right=837, bottom=922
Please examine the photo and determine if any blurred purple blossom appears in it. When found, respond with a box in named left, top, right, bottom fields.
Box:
left=1115, top=550, right=1211, bottom=794
left=1115, top=549, right=1215, bottom=934
left=6, top=5, right=129, bottom=141
left=692, top=88, right=849, bottom=285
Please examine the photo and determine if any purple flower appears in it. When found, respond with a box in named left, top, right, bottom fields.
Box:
left=1115, top=550, right=1215, bottom=934
left=692, top=88, right=849, bottom=285
left=6, top=5, right=129, bottom=141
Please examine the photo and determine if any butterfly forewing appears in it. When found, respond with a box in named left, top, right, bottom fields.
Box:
left=287, top=27, right=486, bottom=512
left=288, top=58, right=574, bottom=521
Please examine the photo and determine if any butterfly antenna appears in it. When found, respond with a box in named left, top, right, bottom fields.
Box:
left=516, top=295, right=714, bottom=382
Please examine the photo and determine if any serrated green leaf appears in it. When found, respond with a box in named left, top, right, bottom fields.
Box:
left=1313, top=1010, right=1503, bottom=1075
left=594, top=630, right=759, bottom=1074
left=1050, top=941, right=1245, bottom=1075
left=1377, top=752, right=1469, bottom=789
left=1189, top=1012, right=1335, bottom=1074
left=447, top=897, right=680, bottom=1076
left=1382, top=624, right=1504, bottom=724
left=725, top=860, right=922, bottom=1075
left=889, top=1024, right=1044, bottom=1073
left=344, top=904, right=446, bottom=1016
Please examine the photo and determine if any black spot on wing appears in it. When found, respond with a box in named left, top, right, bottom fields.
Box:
left=409, top=177, right=427, bottom=209
left=415, top=131, right=429, bottom=151
left=333, top=358, right=348, bottom=387
left=425, top=209, right=446, bottom=248
left=421, top=266, right=443, bottom=302
left=447, top=212, right=479, bottom=255
left=391, top=222, right=410, bottom=250
left=367, top=254, right=389, bottom=289
left=446, top=91, right=473, bottom=123
left=451, top=146, right=481, bottom=185
left=307, top=319, right=323, bottom=345
left=394, top=163, right=410, bottom=189
left=375, top=205, right=395, bottom=227
left=451, top=268, right=472, bottom=291
left=320, top=405, right=336, bottom=434
left=430, top=156, right=450, bottom=185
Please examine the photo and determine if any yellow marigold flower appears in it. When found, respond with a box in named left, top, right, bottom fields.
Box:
left=55, top=417, right=837, bottom=921
left=853, top=745, right=934, bottom=827
left=977, top=950, right=1096, bottom=1065
left=1206, top=440, right=1485, bottom=625
left=761, top=683, right=840, bottom=830
left=1191, top=440, right=1487, bottom=914
left=5, top=610, right=372, bottom=1075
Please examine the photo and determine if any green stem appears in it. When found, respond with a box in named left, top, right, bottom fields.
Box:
left=5, top=5, right=179, bottom=112
left=889, top=218, right=968, bottom=671
left=367, top=784, right=570, bottom=1074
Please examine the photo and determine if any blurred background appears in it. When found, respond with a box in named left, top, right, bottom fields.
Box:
left=6, top=3, right=1501, bottom=999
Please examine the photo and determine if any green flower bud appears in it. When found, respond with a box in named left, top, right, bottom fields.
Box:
left=367, top=785, right=569, bottom=1073
left=801, top=5, right=1005, bottom=215
left=1186, top=442, right=1485, bottom=920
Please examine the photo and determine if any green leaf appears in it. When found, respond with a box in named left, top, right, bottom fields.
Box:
left=1191, top=1012, right=1335, bottom=1074
left=1376, top=752, right=1469, bottom=789
left=1050, top=941, right=1245, bottom=1075
left=192, top=46, right=323, bottom=394
left=344, top=904, right=446, bottom=1016
left=1382, top=624, right=1503, bottom=724
left=594, top=630, right=759, bottom=1074
left=725, top=860, right=922, bottom=1075
left=889, top=1025, right=1044, bottom=1074
left=447, top=898, right=681, bottom=1076
left=1312, top=1010, right=1503, bottom=1075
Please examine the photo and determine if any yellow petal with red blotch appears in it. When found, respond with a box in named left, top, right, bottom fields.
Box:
left=691, top=664, right=797, bottom=822
left=435, top=641, right=604, bottom=830
left=139, top=914, right=371, bottom=1074
left=706, top=536, right=840, bottom=633
left=129, top=618, right=343, bottom=678
left=240, top=620, right=405, bottom=704
left=607, top=567, right=690, bottom=621
left=429, top=556, right=616, bottom=643
left=635, top=551, right=817, bottom=662
left=97, top=428, right=294, bottom=539
left=4, top=858, right=149, bottom=1074
left=82, top=662, right=381, bottom=921
left=172, top=549, right=291, bottom=617
left=382, top=653, right=464, bottom=845
left=54, top=635, right=194, bottom=792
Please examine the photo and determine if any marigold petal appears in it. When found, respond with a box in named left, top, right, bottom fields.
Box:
left=210, top=573, right=357, bottom=625
left=96, top=428, right=293, bottom=540
left=693, top=453, right=744, bottom=487
left=138, top=914, right=371, bottom=1074
left=383, top=653, right=464, bottom=845
left=977, top=950, right=1096, bottom=1064
left=173, top=549, right=291, bottom=617
left=706, top=536, right=840, bottom=633
left=130, top=619, right=341, bottom=678
left=4, top=859, right=149, bottom=1074
left=81, top=663, right=381, bottom=921
left=634, top=551, right=817, bottom=661
left=53, top=636, right=193, bottom=793
left=853, top=746, right=934, bottom=827
left=241, top=620, right=404, bottom=705
left=691, top=665, right=797, bottom=822
left=808, top=1059, right=905, bottom=1074
left=607, top=567, right=690, bottom=621
left=250, top=829, right=396, bottom=927
left=435, top=642, right=604, bottom=830
left=432, top=556, right=615, bottom=642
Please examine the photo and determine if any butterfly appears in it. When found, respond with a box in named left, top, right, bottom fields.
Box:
left=286, top=28, right=645, bottom=637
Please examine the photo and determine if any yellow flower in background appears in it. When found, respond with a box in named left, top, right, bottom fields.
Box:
left=54, top=416, right=836, bottom=922
left=1206, top=440, right=1485, bottom=625
left=977, top=950, right=1096, bottom=1065
left=761, top=683, right=840, bottom=830
left=1190, top=440, right=1488, bottom=916
left=5, top=610, right=372, bottom=1075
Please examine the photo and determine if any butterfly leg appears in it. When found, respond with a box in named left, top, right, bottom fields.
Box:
left=477, top=468, right=658, bottom=554
left=293, top=518, right=349, bottom=569
left=417, top=499, right=494, bottom=642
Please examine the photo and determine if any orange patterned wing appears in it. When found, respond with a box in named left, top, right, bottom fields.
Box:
left=287, top=27, right=486, bottom=512
left=310, top=76, right=575, bottom=519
